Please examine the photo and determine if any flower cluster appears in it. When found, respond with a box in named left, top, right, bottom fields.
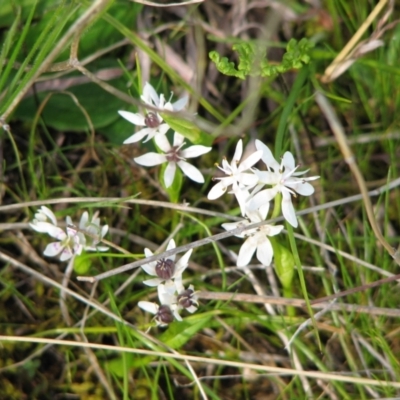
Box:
left=208, top=139, right=319, bottom=267
left=30, top=206, right=108, bottom=261
left=138, top=239, right=198, bottom=327
left=28, top=83, right=319, bottom=329
left=119, top=82, right=211, bottom=188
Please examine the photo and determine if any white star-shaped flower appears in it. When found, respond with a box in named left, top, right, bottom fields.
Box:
left=138, top=284, right=182, bottom=326
left=174, top=276, right=199, bottom=314
left=119, top=82, right=188, bottom=144
left=248, top=140, right=319, bottom=228
left=222, top=202, right=283, bottom=267
left=30, top=207, right=82, bottom=261
left=140, top=239, right=192, bottom=291
left=207, top=140, right=262, bottom=216
left=134, top=132, right=211, bottom=188
left=77, top=211, right=109, bottom=252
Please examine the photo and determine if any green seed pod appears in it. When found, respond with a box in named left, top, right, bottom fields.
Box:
left=270, top=238, right=295, bottom=289
left=73, top=254, right=92, bottom=275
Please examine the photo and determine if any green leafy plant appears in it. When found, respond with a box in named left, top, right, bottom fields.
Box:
left=209, top=38, right=314, bottom=79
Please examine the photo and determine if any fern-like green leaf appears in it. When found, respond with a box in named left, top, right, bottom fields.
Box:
left=210, top=38, right=314, bottom=80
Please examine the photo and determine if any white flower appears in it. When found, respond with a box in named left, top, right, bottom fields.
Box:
left=30, top=207, right=110, bottom=261
left=138, top=284, right=182, bottom=326
left=248, top=140, right=319, bottom=228
left=175, top=276, right=199, bottom=314
left=30, top=206, right=58, bottom=233
left=222, top=202, right=283, bottom=267
left=207, top=140, right=262, bottom=216
left=77, top=211, right=109, bottom=252
left=141, top=239, right=192, bottom=290
left=134, top=132, right=211, bottom=188
left=119, top=110, right=170, bottom=144
left=42, top=225, right=83, bottom=262
left=30, top=206, right=82, bottom=261
left=119, top=82, right=188, bottom=144
left=140, top=81, right=188, bottom=113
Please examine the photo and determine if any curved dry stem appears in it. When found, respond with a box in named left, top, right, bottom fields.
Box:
left=321, top=0, right=389, bottom=82
left=1, top=336, right=400, bottom=388
left=197, top=291, right=400, bottom=317
left=315, top=91, right=399, bottom=265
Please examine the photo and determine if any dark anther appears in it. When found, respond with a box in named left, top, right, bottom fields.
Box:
left=155, top=258, right=174, bottom=280
left=144, top=112, right=160, bottom=128
left=156, top=305, right=174, bottom=325
left=177, top=289, right=194, bottom=309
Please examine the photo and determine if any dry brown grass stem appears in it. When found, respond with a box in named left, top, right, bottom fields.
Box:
left=1, top=336, right=400, bottom=389
left=315, top=92, right=399, bottom=265
left=198, top=291, right=400, bottom=318
left=321, top=0, right=389, bottom=82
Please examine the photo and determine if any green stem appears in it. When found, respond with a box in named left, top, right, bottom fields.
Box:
left=286, top=223, right=322, bottom=351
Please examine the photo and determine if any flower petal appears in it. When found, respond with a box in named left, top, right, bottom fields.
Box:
left=124, top=127, right=154, bottom=144
left=143, top=277, right=164, bottom=287
left=282, top=151, right=295, bottom=171
left=255, top=236, right=273, bottom=266
left=232, top=140, right=243, bottom=163
left=142, top=82, right=159, bottom=106
left=46, top=225, right=67, bottom=240
left=230, top=186, right=250, bottom=216
left=247, top=188, right=278, bottom=211
left=172, top=96, right=188, bottom=111
left=221, top=221, right=247, bottom=238
left=158, top=93, right=166, bottom=108
left=141, top=261, right=157, bottom=276
left=172, top=308, right=183, bottom=321
left=166, top=239, right=176, bottom=262
left=30, top=221, right=55, bottom=233
left=256, top=201, right=270, bottom=220
left=167, top=239, right=176, bottom=251
left=174, top=274, right=185, bottom=293
left=158, top=283, right=176, bottom=303
left=118, top=110, right=145, bottom=126
left=255, top=140, right=280, bottom=171
left=173, top=132, right=185, bottom=147
left=79, top=211, right=89, bottom=229
left=164, top=162, right=176, bottom=188
left=174, top=248, right=192, bottom=277
left=144, top=248, right=154, bottom=257
left=155, top=133, right=172, bottom=152
left=281, top=190, right=297, bottom=227
left=237, top=172, right=259, bottom=187
left=186, top=305, right=197, bottom=314
left=134, top=153, right=167, bottom=166
left=286, top=180, right=315, bottom=196
left=221, top=221, right=239, bottom=231
left=181, top=145, right=212, bottom=159
left=267, top=224, right=284, bottom=236
left=100, top=225, right=109, bottom=238
left=59, top=248, right=74, bottom=261
left=254, top=170, right=279, bottom=185
left=207, top=181, right=228, bottom=200
left=157, top=123, right=171, bottom=136
left=239, top=150, right=262, bottom=171
left=177, top=161, right=204, bottom=183
left=237, top=236, right=257, bottom=267
left=96, top=246, right=109, bottom=252
left=43, top=242, right=64, bottom=257
left=39, top=206, right=57, bottom=225
left=138, top=301, right=158, bottom=315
